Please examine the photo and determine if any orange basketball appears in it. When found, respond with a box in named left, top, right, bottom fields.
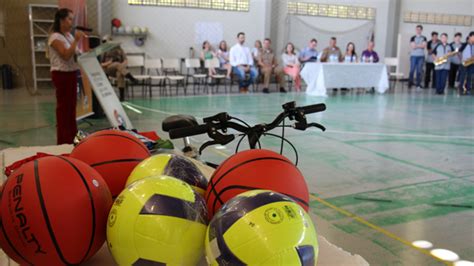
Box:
left=205, top=149, right=309, bottom=219
left=0, top=156, right=113, bottom=265
left=70, top=130, right=151, bottom=197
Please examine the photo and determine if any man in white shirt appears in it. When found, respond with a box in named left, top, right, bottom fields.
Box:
left=229, top=32, right=258, bottom=93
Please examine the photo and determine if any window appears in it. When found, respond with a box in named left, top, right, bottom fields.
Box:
left=404, top=11, right=472, bottom=26
left=128, top=0, right=249, bottom=12
left=287, top=1, right=376, bottom=21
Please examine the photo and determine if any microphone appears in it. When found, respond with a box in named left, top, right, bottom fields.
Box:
left=75, top=26, right=93, bottom=32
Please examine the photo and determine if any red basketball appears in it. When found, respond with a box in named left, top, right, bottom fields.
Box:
left=205, top=149, right=309, bottom=219
left=70, top=130, right=151, bottom=197
left=0, top=156, right=113, bottom=265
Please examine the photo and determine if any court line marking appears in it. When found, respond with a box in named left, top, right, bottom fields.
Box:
left=310, top=194, right=451, bottom=265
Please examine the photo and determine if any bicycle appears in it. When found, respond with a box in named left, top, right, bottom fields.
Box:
left=161, top=101, right=327, bottom=167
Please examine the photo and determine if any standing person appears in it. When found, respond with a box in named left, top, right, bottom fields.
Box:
left=229, top=32, right=258, bottom=93
left=48, top=8, right=85, bottom=144
left=425, top=31, right=440, bottom=88
left=408, top=25, right=427, bottom=89
left=251, top=40, right=263, bottom=63
left=461, top=31, right=474, bottom=95
left=458, top=36, right=469, bottom=94
left=320, top=37, right=343, bottom=63
left=449, top=32, right=463, bottom=88
left=343, top=42, right=358, bottom=63
left=432, top=33, right=453, bottom=95
left=200, top=41, right=217, bottom=77
left=282, top=42, right=302, bottom=91
left=298, top=38, right=319, bottom=64
left=361, top=41, right=380, bottom=63
left=258, top=38, right=286, bottom=94
left=101, top=36, right=138, bottom=102
left=217, top=40, right=232, bottom=78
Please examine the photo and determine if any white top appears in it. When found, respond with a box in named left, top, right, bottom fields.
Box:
left=230, top=43, right=254, bottom=67
left=251, top=47, right=260, bottom=58
left=48, top=32, right=78, bottom=72
left=281, top=53, right=299, bottom=66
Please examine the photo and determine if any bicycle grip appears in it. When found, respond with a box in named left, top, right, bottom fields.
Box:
left=168, top=124, right=209, bottom=139
left=300, top=103, right=326, bottom=114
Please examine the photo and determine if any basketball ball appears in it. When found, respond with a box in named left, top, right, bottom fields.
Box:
left=0, top=156, right=113, bottom=265
left=205, top=149, right=309, bottom=219
left=71, top=130, right=151, bottom=197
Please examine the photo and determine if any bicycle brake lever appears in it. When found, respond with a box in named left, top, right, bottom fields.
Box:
left=199, top=140, right=219, bottom=155
left=199, top=133, right=235, bottom=154
left=294, top=121, right=307, bottom=130
left=308, top=123, right=326, bottom=132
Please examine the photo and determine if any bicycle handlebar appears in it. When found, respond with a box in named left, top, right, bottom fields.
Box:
left=299, top=103, right=326, bottom=114
left=168, top=101, right=326, bottom=152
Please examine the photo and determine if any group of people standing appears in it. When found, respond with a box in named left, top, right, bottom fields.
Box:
left=201, top=32, right=380, bottom=93
left=409, top=24, right=474, bottom=95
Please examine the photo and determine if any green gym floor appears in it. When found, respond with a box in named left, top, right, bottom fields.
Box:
left=1, top=87, right=473, bottom=265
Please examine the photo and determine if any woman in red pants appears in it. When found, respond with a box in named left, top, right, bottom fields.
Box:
left=48, top=8, right=85, bottom=144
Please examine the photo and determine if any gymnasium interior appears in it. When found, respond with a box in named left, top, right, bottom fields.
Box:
left=0, top=0, right=473, bottom=265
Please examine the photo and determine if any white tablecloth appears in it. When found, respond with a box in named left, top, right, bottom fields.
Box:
left=301, top=63, right=389, bottom=97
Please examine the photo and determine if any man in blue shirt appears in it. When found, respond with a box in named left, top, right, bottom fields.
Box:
left=432, top=33, right=453, bottom=94
left=448, top=32, right=463, bottom=88
left=298, top=38, right=319, bottom=64
left=409, top=25, right=427, bottom=89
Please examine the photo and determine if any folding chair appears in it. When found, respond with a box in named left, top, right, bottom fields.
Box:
left=185, top=58, right=207, bottom=94
left=162, top=58, right=186, bottom=95
left=384, top=57, right=405, bottom=90
left=127, top=54, right=149, bottom=98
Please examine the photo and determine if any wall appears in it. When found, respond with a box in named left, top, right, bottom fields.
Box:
left=112, top=0, right=268, bottom=58
left=269, top=0, right=391, bottom=62
left=398, top=0, right=474, bottom=77
left=0, top=0, right=56, bottom=88
left=0, top=0, right=100, bottom=89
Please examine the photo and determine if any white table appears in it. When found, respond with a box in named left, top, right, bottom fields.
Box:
left=300, top=63, right=389, bottom=97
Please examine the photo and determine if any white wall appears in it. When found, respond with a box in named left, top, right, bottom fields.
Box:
left=270, top=0, right=391, bottom=62
left=112, top=0, right=267, bottom=58
left=109, top=0, right=473, bottom=73
left=398, top=0, right=474, bottom=77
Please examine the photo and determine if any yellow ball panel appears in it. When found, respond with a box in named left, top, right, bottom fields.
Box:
left=135, top=215, right=207, bottom=265
left=126, top=154, right=172, bottom=186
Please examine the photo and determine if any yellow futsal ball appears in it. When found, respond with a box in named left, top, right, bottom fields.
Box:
left=205, top=190, right=318, bottom=265
left=127, top=153, right=208, bottom=195
left=107, top=175, right=208, bottom=265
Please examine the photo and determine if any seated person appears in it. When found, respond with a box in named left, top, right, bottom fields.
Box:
left=229, top=32, right=258, bottom=93
left=258, top=38, right=286, bottom=94
left=344, top=42, right=358, bottom=63
left=251, top=40, right=263, bottom=64
left=361, top=41, right=380, bottom=63
left=217, top=40, right=232, bottom=78
left=100, top=36, right=137, bottom=101
left=298, top=38, right=319, bottom=64
left=320, top=37, right=343, bottom=63
left=200, top=41, right=217, bottom=77
left=282, top=42, right=302, bottom=91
